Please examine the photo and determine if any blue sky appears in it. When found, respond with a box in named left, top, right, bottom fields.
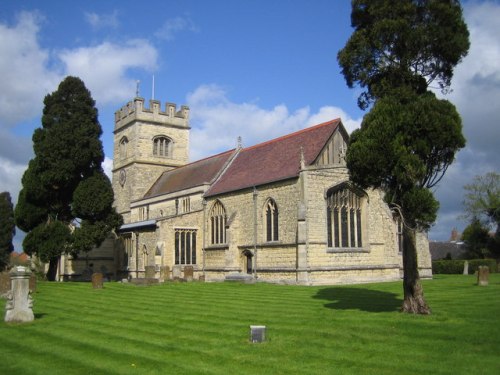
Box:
left=1, top=0, right=499, bottom=251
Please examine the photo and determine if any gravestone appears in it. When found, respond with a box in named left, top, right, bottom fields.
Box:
left=160, top=266, right=170, bottom=281
left=172, top=266, right=182, bottom=280
left=477, top=266, right=489, bottom=286
left=183, top=266, right=194, bottom=282
left=199, top=275, right=205, bottom=282
left=463, top=261, right=469, bottom=275
left=29, top=273, right=37, bottom=293
left=91, top=273, right=104, bottom=289
left=145, top=266, right=156, bottom=279
left=5, top=266, right=34, bottom=323
left=0, top=271, right=11, bottom=297
left=250, top=325, right=266, bottom=343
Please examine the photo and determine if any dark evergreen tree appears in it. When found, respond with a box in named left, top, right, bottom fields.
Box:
left=15, top=76, right=122, bottom=281
left=0, top=192, right=15, bottom=271
left=338, top=0, right=469, bottom=313
left=461, top=218, right=492, bottom=259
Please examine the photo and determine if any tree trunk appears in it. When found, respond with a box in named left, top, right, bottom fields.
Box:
left=401, top=226, right=431, bottom=314
left=46, top=257, right=59, bottom=281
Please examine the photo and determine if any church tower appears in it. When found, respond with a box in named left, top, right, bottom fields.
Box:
left=112, top=97, right=190, bottom=222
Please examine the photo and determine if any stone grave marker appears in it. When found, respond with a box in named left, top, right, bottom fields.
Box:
left=183, top=266, right=194, bottom=282
left=4, top=266, right=34, bottom=323
left=477, top=266, right=489, bottom=286
left=91, top=272, right=104, bottom=289
left=172, top=266, right=182, bottom=280
left=29, top=273, right=37, bottom=293
left=463, top=261, right=469, bottom=275
left=145, top=265, right=156, bottom=279
left=160, top=266, right=170, bottom=281
left=250, top=325, right=266, bottom=343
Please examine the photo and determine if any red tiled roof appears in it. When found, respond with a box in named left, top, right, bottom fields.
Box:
left=143, top=149, right=236, bottom=198
left=205, top=119, right=341, bottom=197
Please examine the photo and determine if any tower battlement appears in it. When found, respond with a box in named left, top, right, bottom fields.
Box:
left=115, top=97, right=189, bottom=131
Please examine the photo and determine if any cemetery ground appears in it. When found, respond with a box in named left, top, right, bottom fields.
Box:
left=1, top=275, right=499, bottom=375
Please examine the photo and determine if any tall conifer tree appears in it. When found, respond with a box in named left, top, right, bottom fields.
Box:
left=15, top=76, right=122, bottom=280
left=0, top=191, right=15, bottom=271
left=338, top=0, right=469, bottom=313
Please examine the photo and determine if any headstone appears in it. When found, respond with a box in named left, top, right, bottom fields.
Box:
left=144, top=266, right=156, bottom=279
left=29, top=273, right=37, bottom=293
left=477, top=266, right=489, bottom=286
left=183, top=266, right=194, bottom=282
left=199, top=275, right=205, bottom=282
left=172, top=266, right=182, bottom=280
left=5, top=266, right=34, bottom=323
left=0, top=271, right=11, bottom=297
left=463, top=261, right=469, bottom=275
left=160, top=266, right=170, bottom=281
left=91, top=272, right=104, bottom=289
left=250, top=325, right=266, bottom=343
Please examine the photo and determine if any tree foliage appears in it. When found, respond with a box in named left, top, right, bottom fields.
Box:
left=338, top=0, right=469, bottom=314
left=462, top=172, right=500, bottom=231
left=338, top=0, right=470, bottom=109
left=461, top=218, right=494, bottom=259
left=0, top=192, right=15, bottom=271
left=15, top=76, right=122, bottom=280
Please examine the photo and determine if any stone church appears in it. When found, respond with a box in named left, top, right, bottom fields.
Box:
left=60, top=96, right=431, bottom=285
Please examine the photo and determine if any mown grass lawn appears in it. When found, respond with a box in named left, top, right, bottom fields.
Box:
left=1, top=274, right=499, bottom=375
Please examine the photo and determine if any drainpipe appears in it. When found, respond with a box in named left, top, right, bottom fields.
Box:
left=253, top=187, right=258, bottom=279
left=135, top=232, right=139, bottom=279
left=202, top=199, right=207, bottom=278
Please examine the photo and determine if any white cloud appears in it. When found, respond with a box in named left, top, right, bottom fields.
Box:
left=430, top=1, right=500, bottom=240
left=0, top=157, right=27, bottom=204
left=102, top=156, right=113, bottom=180
left=58, top=39, right=158, bottom=106
left=84, top=10, right=119, bottom=30
left=0, top=11, right=61, bottom=127
left=187, top=84, right=362, bottom=161
left=154, top=15, right=199, bottom=41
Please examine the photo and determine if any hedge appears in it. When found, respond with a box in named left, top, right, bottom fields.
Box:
left=432, top=259, right=498, bottom=274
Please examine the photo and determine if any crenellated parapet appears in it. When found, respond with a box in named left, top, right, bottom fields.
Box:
left=115, top=97, right=189, bottom=131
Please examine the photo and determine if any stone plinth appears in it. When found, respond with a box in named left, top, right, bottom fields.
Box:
left=145, top=266, right=156, bottom=279
left=160, top=266, right=170, bottom=281
left=5, top=266, right=34, bottom=323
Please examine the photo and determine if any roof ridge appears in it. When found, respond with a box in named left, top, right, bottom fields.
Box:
left=242, top=118, right=341, bottom=152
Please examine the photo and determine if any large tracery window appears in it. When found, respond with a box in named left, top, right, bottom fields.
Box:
left=327, top=185, right=364, bottom=248
left=153, top=136, right=171, bottom=157
left=175, top=229, right=197, bottom=265
left=265, top=199, right=279, bottom=242
left=210, top=200, right=227, bottom=245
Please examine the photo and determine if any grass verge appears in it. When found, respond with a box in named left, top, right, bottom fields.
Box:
left=1, top=274, right=499, bottom=374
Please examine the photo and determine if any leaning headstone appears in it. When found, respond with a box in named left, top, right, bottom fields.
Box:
left=183, top=266, right=194, bottom=282
left=5, top=266, right=34, bottom=323
left=250, top=325, right=266, bottom=343
left=91, top=272, right=104, bottom=289
left=463, top=261, right=469, bottom=275
left=145, top=265, right=156, bottom=279
left=477, top=266, right=489, bottom=286
left=0, top=271, right=11, bottom=297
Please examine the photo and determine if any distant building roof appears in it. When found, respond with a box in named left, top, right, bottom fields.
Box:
left=205, top=119, right=342, bottom=197
left=429, top=241, right=466, bottom=260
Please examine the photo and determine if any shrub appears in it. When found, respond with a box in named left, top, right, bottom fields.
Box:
left=432, top=259, right=498, bottom=274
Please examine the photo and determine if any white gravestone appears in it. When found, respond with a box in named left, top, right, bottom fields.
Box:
left=5, top=266, right=34, bottom=323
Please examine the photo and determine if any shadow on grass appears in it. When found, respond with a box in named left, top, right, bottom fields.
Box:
left=313, top=287, right=402, bottom=313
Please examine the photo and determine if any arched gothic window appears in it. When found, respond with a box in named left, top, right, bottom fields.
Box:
left=326, top=185, right=364, bottom=248
left=265, top=199, right=279, bottom=242
left=119, top=136, right=128, bottom=160
left=210, top=200, right=227, bottom=245
left=153, top=136, right=171, bottom=157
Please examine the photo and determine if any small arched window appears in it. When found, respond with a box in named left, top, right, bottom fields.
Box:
left=153, top=136, right=171, bottom=157
left=119, top=136, right=129, bottom=160
left=210, top=200, right=227, bottom=245
left=326, top=184, right=365, bottom=248
left=265, top=199, right=279, bottom=242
